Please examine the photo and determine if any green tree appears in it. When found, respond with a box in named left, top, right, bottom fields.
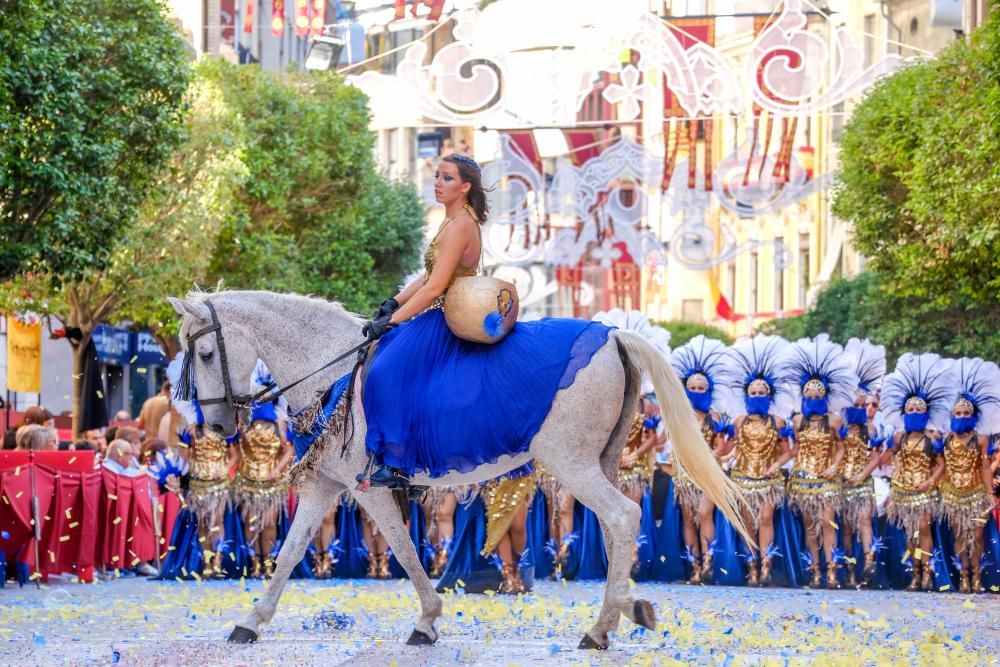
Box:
left=833, top=14, right=1000, bottom=320
left=652, top=320, right=733, bottom=348
left=201, top=59, right=424, bottom=312
left=0, top=0, right=191, bottom=282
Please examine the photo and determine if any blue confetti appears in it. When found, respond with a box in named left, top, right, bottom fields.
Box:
left=549, top=643, right=560, bottom=654
left=33, top=634, right=46, bottom=647
left=0, top=531, right=9, bottom=540
left=111, top=650, right=121, bottom=664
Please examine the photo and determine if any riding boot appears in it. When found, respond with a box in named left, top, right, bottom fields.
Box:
left=365, top=466, right=411, bottom=489
left=367, top=553, right=379, bottom=579
left=920, top=562, right=934, bottom=592
left=377, top=553, right=391, bottom=579
left=959, top=568, right=971, bottom=594
left=701, top=552, right=714, bottom=585
left=826, top=562, right=839, bottom=589
left=688, top=557, right=702, bottom=585
left=907, top=561, right=922, bottom=592
left=972, top=566, right=983, bottom=594
left=862, top=550, right=876, bottom=586
left=759, top=556, right=773, bottom=587
left=499, top=565, right=518, bottom=594
left=745, top=560, right=759, bottom=587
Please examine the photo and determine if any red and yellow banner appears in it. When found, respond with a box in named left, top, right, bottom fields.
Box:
left=310, top=0, right=325, bottom=35
left=272, top=0, right=285, bottom=36
left=6, top=315, right=42, bottom=393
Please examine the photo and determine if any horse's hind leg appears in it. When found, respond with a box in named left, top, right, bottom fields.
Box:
left=542, top=459, right=650, bottom=650
left=351, top=486, right=444, bottom=645
left=228, top=475, right=340, bottom=643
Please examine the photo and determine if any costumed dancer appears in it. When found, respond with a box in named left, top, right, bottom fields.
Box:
left=839, top=338, right=888, bottom=587
left=234, top=362, right=294, bottom=578
left=719, top=335, right=794, bottom=587
left=670, top=335, right=730, bottom=584
left=779, top=335, right=858, bottom=589
left=312, top=505, right=339, bottom=579
left=537, top=465, right=575, bottom=577
left=879, top=353, right=952, bottom=592
left=422, top=488, right=459, bottom=577
left=481, top=468, right=537, bottom=593
left=940, top=358, right=1000, bottom=593
left=176, top=402, right=239, bottom=578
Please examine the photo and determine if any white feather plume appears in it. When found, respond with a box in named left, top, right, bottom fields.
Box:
left=720, top=334, right=794, bottom=417
left=592, top=309, right=671, bottom=394
left=778, top=334, right=860, bottom=414
left=952, top=357, right=1000, bottom=435
left=670, top=335, right=732, bottom=412
left=844, top=338, right=887, bottom=396
left=881, top=353, right=955, bottom=433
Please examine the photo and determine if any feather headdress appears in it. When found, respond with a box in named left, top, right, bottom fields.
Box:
left=881, top=353, right=955, bottom=433
left=670, top=335, right=731, bottom=411
left=720, top=334, right=794, bottom=417
left=951, top=357, right=1000, bottom=435
left=779, top=334, right=860, bottom=414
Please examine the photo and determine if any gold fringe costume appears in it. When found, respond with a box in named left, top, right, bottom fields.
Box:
left=787, top=416, right=842, bottom=523
left=186, top=429, right=233, bottom=533
left=940, top=433, right=994, bottom=545
left=481, top=469, right=538, bottom=557
left=234, top=421, right=288, bottom=526
left=838, top=422, right=876, bottom=527
left=731, top=415, right=785, bottom=522
left=673, top=413, right=719, bottom=522
left=617, top=414, right=653, bottom=498
left=886, top=432, right=940, bottom=538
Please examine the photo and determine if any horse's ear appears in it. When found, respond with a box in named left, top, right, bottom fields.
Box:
left=168, top=297, right=209, bottom=321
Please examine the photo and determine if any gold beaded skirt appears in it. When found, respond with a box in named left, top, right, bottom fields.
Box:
left=886, top=486, right=939, bottom=539
left=617, top=459, right=652, bottom=498
left=481, top=474, right=537, bottom=557
left=839, top=477, right=876, bottom=527
left=786, top=471, right=842, bottom=520
left=187, top=477, right=231, bottom=533
left=730, top=471, right=784, bottom=523
left=233, top=474, right=287, bottom=527
left=673, top=465, right=705, bottom=522
left=940, top=484, right=994, bottom=544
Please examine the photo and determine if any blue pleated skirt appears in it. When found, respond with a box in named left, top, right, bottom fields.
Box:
left=362, top=308, right=612, bottom=478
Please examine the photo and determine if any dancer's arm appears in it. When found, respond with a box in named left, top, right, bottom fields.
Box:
left=823, top=415, right=845, bottom=479
left=980, top=436, right=995, bottom=501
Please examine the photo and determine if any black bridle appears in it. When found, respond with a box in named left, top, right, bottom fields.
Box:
left=176, top=300, right=370, bottom=413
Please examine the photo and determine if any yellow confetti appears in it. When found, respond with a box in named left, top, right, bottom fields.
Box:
left=131, top=558, right=141, bottom=567
left=1, top=496, right=7, bottom=505
left=59, top=535, right=70, bottom=542
left=69, top=522, right=79, bottom=528
left=107, top=494, right=118, bottom=501
left=65, top=509, right=72, bottom=519
left=49, top=551, right=55, bottom=563
left=68, top=456, right=77, bottom=465
left=14, top=466, right=20, bottom=476
left=96, top=390, right=104, bottom=399
left=720, top=568, right=728, bottom=575
left=130, top=355, right=138, bottom=364
left=939, top=585, right=951, bottom=591
left=112, top=517, right=122, bottom=525
left=111, top=556, right=119, bottom=562
left=659, top=555, right=666, bottom=562
left=456, top=579, right=465, bottom=587
left=828, top=519, right=839, bottom=530
left=14, top=491, right=23, bottom=499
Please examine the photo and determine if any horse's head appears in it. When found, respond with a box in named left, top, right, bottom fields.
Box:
left=168, top=296, right=257, bottom=439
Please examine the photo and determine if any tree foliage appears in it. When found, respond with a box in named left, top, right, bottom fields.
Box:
left=0, top=0, right=191, bottom=282
left=200, top=60, right=424, bottom=313
left=833, top=14, right=1000, bottom=323
left=652, top=320, right=734, bottom=348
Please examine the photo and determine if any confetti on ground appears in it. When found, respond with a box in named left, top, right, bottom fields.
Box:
left=0, top=577, right=997, bottom=665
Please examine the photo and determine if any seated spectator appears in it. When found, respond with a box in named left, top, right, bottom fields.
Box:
left=3, top=406, right=53, bottom=450
left=15, top=424, right=58, bottom=451
left=116, top=426, right=142, bottom=456
left=101, top=439, right=142, bottom=477
left=84, top=428, right=108, bottom=455
left=113, top=409, right=132, bottom=422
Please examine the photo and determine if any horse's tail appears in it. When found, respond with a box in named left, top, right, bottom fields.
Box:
left=613, top=330, right=754, bottom=549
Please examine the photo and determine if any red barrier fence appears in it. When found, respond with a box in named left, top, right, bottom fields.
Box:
left=0, top=451, right=176, bottom=584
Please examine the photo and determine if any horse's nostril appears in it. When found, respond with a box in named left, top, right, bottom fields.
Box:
left=210, top=423, right=225, bottom=434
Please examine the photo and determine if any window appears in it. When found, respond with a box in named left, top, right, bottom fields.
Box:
left=774, top=237, right=785, bottom=312
left=863, top=14, right=876, bottom=69
left=727, top=260, right=737, bottom=307
left=909, top=17, right=919, bottom=36
left=798, top=232, right=811, bottom=307
left=681, top=299, right=703, bottom=323
left=749, top=250, right=759, bottom=314
left=386, top=128, right=398, bottom=173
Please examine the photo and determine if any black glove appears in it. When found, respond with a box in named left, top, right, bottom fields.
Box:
left=362, top=314, right=395, bottom=341
left=371, top=297, right=400, bottom=321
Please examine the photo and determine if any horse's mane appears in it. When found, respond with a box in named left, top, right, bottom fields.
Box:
left=178, top=289, right=364, bottom=342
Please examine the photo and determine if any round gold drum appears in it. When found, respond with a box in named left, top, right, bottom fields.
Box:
left=443, top=276, right=519, bottom=344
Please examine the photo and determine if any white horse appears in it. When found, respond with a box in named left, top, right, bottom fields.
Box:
left=168, top=290, right=749, bottom=650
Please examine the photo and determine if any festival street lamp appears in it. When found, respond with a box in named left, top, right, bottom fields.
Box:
left=305, top=33, right=345, bottom=71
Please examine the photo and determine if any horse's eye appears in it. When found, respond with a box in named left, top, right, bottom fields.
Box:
left=199, top=350, right=213, bottom=362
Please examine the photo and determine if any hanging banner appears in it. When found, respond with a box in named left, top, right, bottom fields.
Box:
left=294, top=0, right=309, bottom=36
left=6, top=315, right=42, bottom=393
left=272, top=0, right=286, bottom=37
left=244, top=0, right=254, bottom=34
left=310, top=0, right=325, bottom=35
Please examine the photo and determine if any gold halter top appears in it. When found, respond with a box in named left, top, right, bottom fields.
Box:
left=792, top=416, right=836, bottom=477
left=733, top=415, right=780, bottom=478
left=699, top=413, right=716, bottom=449
left=189, top=429, right=230, bottom=482
left=892, top=432, right=935, bottom=493
left=423, top=207, right=482, bottom=290
left=237, top=421, right=283, bottom=482
left=942, top=433, right=984, bottom=493
left=840, top=422, right=871, bottom=479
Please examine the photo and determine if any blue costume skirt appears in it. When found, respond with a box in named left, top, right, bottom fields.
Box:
left=363, top=308, right=612, bottom=477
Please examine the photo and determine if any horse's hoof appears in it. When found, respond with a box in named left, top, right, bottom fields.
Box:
left=227, top=625, right=259, bottom=644
left=633, top=599, right=656, bottom=631
left=406, top=629, right=436, bottom=646
left=577, top=633, right=609, bottom=650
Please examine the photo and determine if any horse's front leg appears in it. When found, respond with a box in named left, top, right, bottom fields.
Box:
left=228, top=476, right=339, bottom=643
left=352, top=486, right=444, bottom=644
